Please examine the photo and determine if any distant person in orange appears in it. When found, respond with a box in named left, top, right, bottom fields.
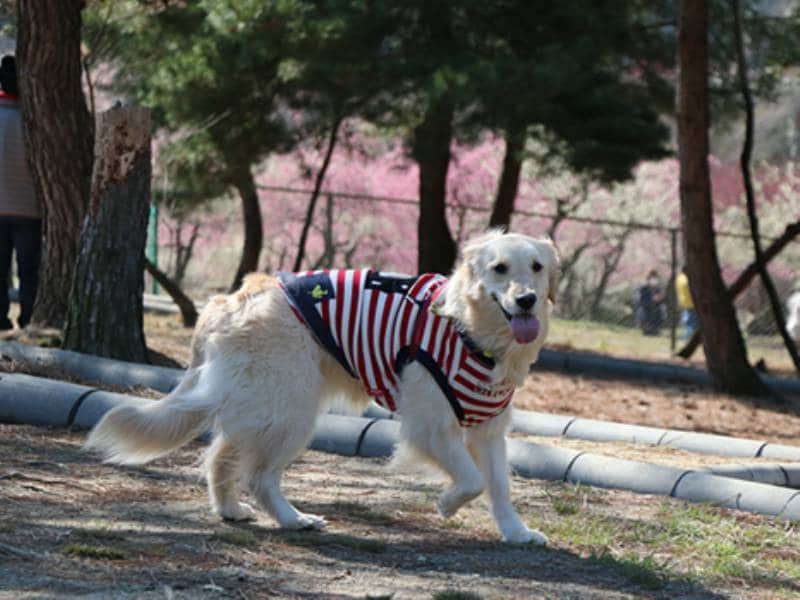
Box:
left=675, top=265, right=698, bottom=341
left=0, top=55, right=41, bottom=329
left=634, top=268, right=665, bottom=336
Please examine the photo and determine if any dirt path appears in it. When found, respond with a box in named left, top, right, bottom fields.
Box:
left=1, top=424, right=755, bottom=600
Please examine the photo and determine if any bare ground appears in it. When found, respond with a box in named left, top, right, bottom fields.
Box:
left=1, top=313, right=800, bottom=598
left=0, top=425, right=767, bottom=600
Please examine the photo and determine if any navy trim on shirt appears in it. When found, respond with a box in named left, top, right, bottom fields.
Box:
left=277, top=271, right=356, bottom=378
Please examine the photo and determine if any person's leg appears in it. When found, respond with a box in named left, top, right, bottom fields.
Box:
left=12, top=218, right=41, bottom=328
left=0, top=219, right=14, bottom=329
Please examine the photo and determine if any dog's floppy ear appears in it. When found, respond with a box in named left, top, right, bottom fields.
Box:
left=458, top=229, right=505, bottom=301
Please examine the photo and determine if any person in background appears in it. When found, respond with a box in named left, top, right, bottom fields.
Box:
left=786, top=289, right=800, bottom=344
left=675, top=265, right=698, bottom=341
left=0, top=55, right=41, bottom=329
left=634, top=268, right=665, bottom=336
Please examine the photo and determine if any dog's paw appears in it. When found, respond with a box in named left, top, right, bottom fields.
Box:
left=284, top=512, right=327, bottom=531
left=502, top=527, right=548, bottom=546
left=221, top=502, right=257, bottom=522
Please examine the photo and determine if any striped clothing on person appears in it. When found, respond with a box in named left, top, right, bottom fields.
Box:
left=277, top=269, right=514, bottom=427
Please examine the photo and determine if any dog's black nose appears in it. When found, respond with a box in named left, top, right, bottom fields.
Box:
left=516, top=293, right=537, bottom=311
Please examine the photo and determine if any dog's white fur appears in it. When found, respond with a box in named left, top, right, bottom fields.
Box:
left=86, top=230, right=559, bottom=544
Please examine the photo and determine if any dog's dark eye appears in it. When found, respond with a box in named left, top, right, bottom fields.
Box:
left=532, top=261, right=543, bottom=273
left=493, top=263, right=508, bottom=275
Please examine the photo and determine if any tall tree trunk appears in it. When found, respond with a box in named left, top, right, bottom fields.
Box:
left=677, top=0, right=767, bottom=395
left=229, top=165, right=263, bottom=292
left=63, top=107, right=150, bottom=362
left=731, top=0, right=800, bottom=375
left=16, top=0, right=94, bottom=328
left=293, top=114, right=343, bottom=272
left=489, top=123, right=526, bottom=229
left=413, top=97, right=456, bottom=275
left=677, top=220, right=800, bottom=358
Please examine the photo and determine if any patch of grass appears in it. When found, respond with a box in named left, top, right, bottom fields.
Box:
left=537, top=494, right=800, bottom=593
left=69, top=528, right=126, bottom=542
left=544, top=513, right=619, bottom=548
left=439, top=518, right=469, bottom=531
left=326, top=501, right=398, bottom=525
left=275, top=531, right=386, bottom=554
left=63, top=543, right=127, bottom=560
left=548, top=317, right=794, bottom=373
left=552, top=497, right=580, bottom=516
left=210, top=528, right=260, bottom=547
left=431, top=591, right=483, bottom=600
left=590, top=552, right=666, bottom=591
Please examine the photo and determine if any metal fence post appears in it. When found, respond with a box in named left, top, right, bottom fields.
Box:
left=147, top=202, right=159, bottom=294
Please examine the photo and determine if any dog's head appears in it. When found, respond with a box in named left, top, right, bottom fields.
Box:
left=443, top=230, right=560, bottom=347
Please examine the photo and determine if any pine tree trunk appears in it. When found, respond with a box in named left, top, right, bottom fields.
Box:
left=489, top=123, right=526, bottom=229
left=677, top=0, right=767, bottom=395
left=62, top=106, right=151, bottom=362
left=16, top=0, right=94, bottom=328
left=229, top=165, right=263, bottom=292
left=414, top=97, right=456, bottom=275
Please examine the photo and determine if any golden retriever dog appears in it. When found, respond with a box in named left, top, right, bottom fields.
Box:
left=86, top=230, right=559, bottom=544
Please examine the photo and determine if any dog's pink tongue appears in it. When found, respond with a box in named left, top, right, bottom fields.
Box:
left=510, top=315, right=540, bottom=344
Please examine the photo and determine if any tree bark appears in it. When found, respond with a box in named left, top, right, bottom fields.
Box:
left=731, top=0, right=800, bottom=375
left=62, top=106, right=150, bottom=362
left=16, top=0, right=94, bottom=328
left=293, top=114, right=343, bottom=272
left=413, top=97, right=456, bottom=275
left=677, top=0, right=767, bottom=395
left=229, top=165, right=263, bottom=292
left=144, top=258, right=198, bottom=328
left=677, top=221, right=800, bottom=358
left=489, top=123, right=526, bottom=230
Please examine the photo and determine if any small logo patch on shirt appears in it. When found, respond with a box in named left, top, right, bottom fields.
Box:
left=310, top=284, right=329, bottom=300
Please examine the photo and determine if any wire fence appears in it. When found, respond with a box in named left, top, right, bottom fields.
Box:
left=151, top=184, right=800, bottom=374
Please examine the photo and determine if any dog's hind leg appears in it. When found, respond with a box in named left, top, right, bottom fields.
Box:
left=232, top=365, right=327, bottom=530
left=244, top=418, right=326, bottom=530
left=205, top=435, right=255, bottom=521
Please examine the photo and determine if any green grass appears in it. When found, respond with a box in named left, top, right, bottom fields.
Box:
left=63, top=543, right=128, bottom=560
left=210, top=528, right=260, bottom=547
left=590, top=552, right=666, bottom=591
left=431, top=592, right=483, bottom=600
left=69, top=528, right=127, bottom=542
left=533, top=490, right=800, bottom=593
left=325, top=501, right=399, bottom=526
left=548, top=317, right=795, bottom=373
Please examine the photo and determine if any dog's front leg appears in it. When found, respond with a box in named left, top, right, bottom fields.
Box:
left=467, top=418, right=548, bottom=545
left=397, top=367, right=485, bottom=518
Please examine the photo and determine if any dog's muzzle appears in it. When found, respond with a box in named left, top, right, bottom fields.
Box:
left=491, top=292, right=541, bottom=344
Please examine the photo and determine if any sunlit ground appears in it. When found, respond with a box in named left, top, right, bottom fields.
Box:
left=548, top=317, right=796, bottom=377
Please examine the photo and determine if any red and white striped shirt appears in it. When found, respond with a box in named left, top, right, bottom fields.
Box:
left=277, top=269, right=514, bottom=427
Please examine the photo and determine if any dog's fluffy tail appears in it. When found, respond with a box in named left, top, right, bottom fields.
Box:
left=85, top=366, right=218, bottom=465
